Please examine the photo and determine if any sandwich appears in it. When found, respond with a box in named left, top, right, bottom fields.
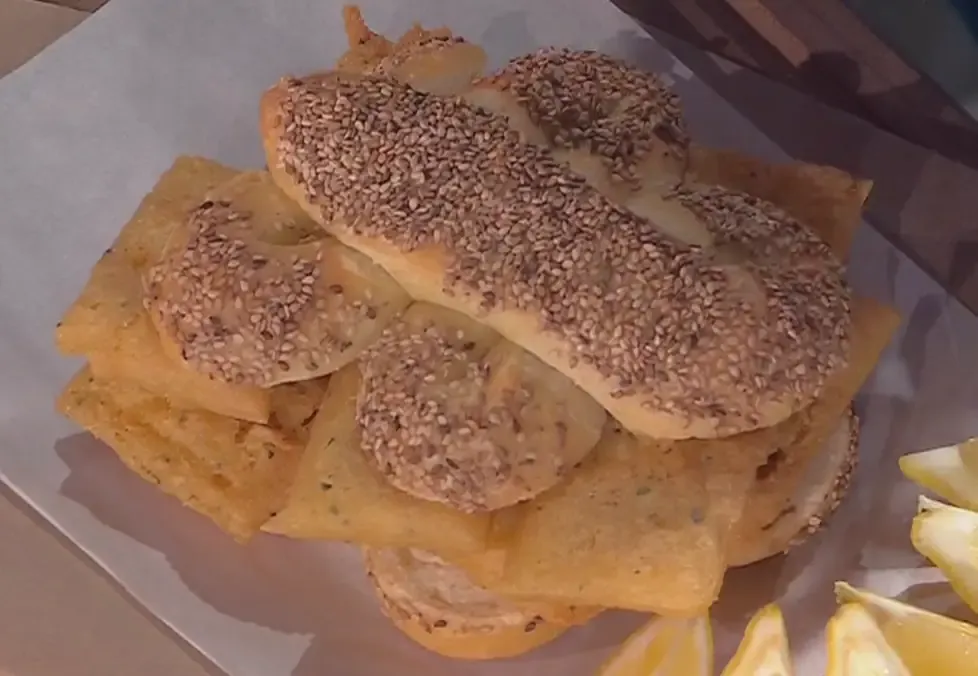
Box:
left=54, top=6, right=899, bottom=661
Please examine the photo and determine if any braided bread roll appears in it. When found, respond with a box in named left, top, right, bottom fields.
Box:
left=259, top=57, right=851, bottom=439
left=257, top=17, right=870, bottom=614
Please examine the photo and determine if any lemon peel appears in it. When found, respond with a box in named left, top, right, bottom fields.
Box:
left=597, top=614, right=712, bottom=676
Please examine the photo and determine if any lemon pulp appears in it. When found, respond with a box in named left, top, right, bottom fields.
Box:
left=899, top=441, right=978, bottom=510
left=720, top=604, right=792, bottom=675
left=911, top=496, right=978, bottom=615
left=597, top=615, right=712, bottom=676
left=826, top=603, right=910, bottom=675
left=835, top=582, right=978, bottom=675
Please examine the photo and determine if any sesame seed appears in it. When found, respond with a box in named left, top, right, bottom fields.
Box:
left=356, top=317, right=529, bottom=512
left=275, top=64, right=850, bottom=427
left=494, top=48, right=688, bottom=186
left=144, top=200, right=389, bottom=386
left=354, top=304, right=604, bottom=512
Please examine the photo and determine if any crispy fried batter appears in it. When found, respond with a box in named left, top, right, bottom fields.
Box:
left=55, top=158, right=272, bottom=422
left=263, top=365, right=500, bottom=557
left=57, top=367, right=327, bottom=541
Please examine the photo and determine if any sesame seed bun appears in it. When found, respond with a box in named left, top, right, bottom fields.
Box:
left=363, top=547, right=598, bottom=660
left=143, top=172, right=411, bottom=388
left=259, top=62, right=851, bottom=440
left=357, top=302, right=606, bottom=512
left=726, top=405, right=859, bottom=567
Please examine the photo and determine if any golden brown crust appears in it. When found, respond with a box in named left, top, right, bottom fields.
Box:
left=85, top=347, right=270, bottom=423
left=56, top=367, right=310, bottom=542
left=363, top=547, right=595, bottom=659
left=260, top=70, right=851, bottom=439
left=338, top=7, right=486, bottom=96
left=458, top=425, right=729, bottom=616
left=341, top=5, right=382, bottom=50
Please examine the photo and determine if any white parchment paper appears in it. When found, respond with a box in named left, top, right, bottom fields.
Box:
left=2, top=0, right=978, bottom=673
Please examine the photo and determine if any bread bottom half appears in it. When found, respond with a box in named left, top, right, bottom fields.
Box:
left=363, top=547, right=597, bottom=660
left=378, top=602, right=572, bottom=661
left=728, top=406, right=860, bottom=567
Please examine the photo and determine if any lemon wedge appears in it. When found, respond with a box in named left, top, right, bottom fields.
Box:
left=597, top=615, right=712, bottom=676
left=911, top=495, right=978, bottom=614
left=899, top=440, right=978, bottom=510
left=835, top=582, right=978, bottom=675
left=720, top=604, right=792, bottom=675
left=826, top=603, right=910, bottom=675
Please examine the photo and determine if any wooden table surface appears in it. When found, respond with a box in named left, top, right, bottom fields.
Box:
left=0, top=486, right=215, bottom=676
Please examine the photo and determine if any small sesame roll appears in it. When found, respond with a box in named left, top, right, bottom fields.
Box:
left=356, top=302, right=607, bottom=512
left=362, top=546, right=597, bottom=660
left=261, top=53, right=851, bottom=439
left=143, top=192, right=411, bottom=389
